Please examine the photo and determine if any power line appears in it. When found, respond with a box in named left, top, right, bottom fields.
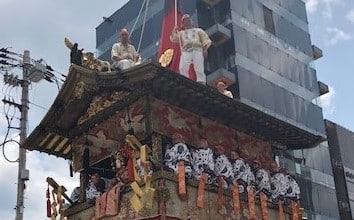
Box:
left=29, top=101, right=48, bottom=111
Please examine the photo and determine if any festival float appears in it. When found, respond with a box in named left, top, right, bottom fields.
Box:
left=20, top=53, right=321, bottom=219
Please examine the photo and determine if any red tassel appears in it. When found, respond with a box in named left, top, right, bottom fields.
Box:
left=46, top=186, right=51, bottom=217
left=126, top=149, right=135, bottom=182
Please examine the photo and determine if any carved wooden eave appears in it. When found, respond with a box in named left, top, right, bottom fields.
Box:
left=23, top=62, right=326, bottom=159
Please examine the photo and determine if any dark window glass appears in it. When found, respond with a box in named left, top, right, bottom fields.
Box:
left=234, top=26, right=248, bottom=57
left=246, top=33, right=258, bottom=61
left=274, top=86, right=286, bottom=115
left=262, top=79, right=275, bottom=109
left=269, top=46, right=280, bottom=73
left=263, top=5, right=275, bottom=34
left=230, top=0, right=243, bottom=17
left=284, top=92, right=296, bottom=120
left=237, top=67, right=253, bottom=99
left=258, top=39, right=270, bottom=68
left=336, top=126, right=354, bottom=169
left=253, top=1, right=264, bottom=27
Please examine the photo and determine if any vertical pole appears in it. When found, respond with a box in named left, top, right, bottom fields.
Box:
left=15, top=50, right=30, bottom=220
left=174, top=0, right=178, bottom=27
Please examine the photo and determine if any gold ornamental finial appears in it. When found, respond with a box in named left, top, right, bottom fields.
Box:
left=159, top=48, right=174, bottom=67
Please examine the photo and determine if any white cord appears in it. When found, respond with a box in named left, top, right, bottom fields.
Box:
left=137, top=0, right=150, bottom=53
left=129, top=0, right=146, bottom=39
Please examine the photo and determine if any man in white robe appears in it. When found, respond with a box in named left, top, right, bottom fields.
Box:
left=111, top=28, right=139, bottom=70
left=170, top=14, right=212, bottom=84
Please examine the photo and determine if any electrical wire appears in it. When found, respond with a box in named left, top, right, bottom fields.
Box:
left=0, top=103, right=19, bottom=163
left=29, top=101, right=48, bottom=111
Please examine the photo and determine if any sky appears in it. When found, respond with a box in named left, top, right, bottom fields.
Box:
left=0, top=0, right=353, bottom=219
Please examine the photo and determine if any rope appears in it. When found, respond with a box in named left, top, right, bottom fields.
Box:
left=137, top=0, right=150, bottom=53
left=174, top=0, right=178, bottom=27
left=129, top=0, right=146, bottom=39
left=174, top=0, right=183, bottom=52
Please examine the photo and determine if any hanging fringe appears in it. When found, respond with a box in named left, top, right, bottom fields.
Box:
left=217, top=176, right=225, bottom=213
left=260, top=192, right=269, bottom=220
left=247, top=187, right=256, bottom=220
left=232, top=183, right=241, bottom=215
left=178, top=161, right=186, bottom=197
left=127, top=149, right=135, bottom=182
left=197, top=173, right=207, bottom=208
left=46, top=185, right=51, bottom=217
left=291, top=201, right=299, bottom=220
left=278, top=200, right=285, bottom=220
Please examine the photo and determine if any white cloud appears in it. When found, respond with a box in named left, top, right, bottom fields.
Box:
left=326, top=27, right=352, bottom=46
left=305, top=0, right=342, bottom=19
left=305, top=0, right=320, bottom=13
left=323, top=0, right=342, bottom=19
left=346, top=9, right=354, bottom=24
left=320, top=86, right=336, bottom=116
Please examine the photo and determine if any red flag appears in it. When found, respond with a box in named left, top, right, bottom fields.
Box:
left=158, top=0, right=196, bottom=81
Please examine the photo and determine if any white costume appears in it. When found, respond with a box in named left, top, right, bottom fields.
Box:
left=285, top=174, right=300, bottom=201
left=164, top=143, right=193, bottom=178
left=254, top=168, right=271, bottom=195
left=214, top=154, right=233, bottom=188
left=86, top=182, right=101, bottom=201
left=170, top=28, right=212, bottom=84
left=231, top=158, right=255, bottom=192
left=136, top=158, right=153, bottom=179
left=270, top=172, right=288, bottom=202
left=191, top=147, right=215, bottom=184
left=111, top=42, right=138, bottom=70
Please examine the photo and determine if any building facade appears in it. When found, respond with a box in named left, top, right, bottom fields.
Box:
left=275, top=141, right=340, bottom=219
left=326, top=120, right=354, bottom=220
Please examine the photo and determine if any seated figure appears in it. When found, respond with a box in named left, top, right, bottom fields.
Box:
left=164, top=133, right=193, bottom=178
left=191, top=139, right=215, bottom=184
left=111, top=28, right=140, bottom=70
left=216, top=81, right=233, bottom=98
left=251, top=160, right=271, bottom=196
left=86, top=173, right=105, bottom=203
left=230, top=150, right=255, bottom=193
left=280, top=168, right=300, bottom=203
left=213, top=145, right=233, bottom=188
left=269, top=163, right=288, bottom=203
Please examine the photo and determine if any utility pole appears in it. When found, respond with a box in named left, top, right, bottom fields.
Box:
left=15, top=50, right=30, bottom=220
left=1, top=48, right=59, bottom=219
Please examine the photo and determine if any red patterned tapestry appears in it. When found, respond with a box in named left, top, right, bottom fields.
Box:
left=73, top=98, right=146, bottom=171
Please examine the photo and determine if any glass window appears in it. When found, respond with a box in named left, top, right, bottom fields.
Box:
left=234, top=26, right=248, bottom=57
left=230, top=0, right=243, bottom=17
left=284, top=92, right=296, bottom=121
left=253, top=1, right=264, bottom=27
left=317, top=187, right=340, bottom=218
left=246, top=33, right=258, bottom=62
left=269, top=45, right=280, bottom=74
left=263, top=5, right=275, bottom=34
left=237, top=66, right=253, bottom=99
left=273, top=86, right=286, bottom=115
left=258, top=39, right=270, bottom=68
left=262, top=79, right=275, bottom=110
